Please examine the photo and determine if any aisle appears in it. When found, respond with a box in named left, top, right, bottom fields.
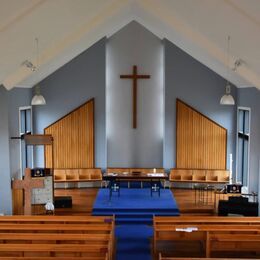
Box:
left=116, top=224, right=153, bottom=260
left=92, top=188, right=179, bottom=258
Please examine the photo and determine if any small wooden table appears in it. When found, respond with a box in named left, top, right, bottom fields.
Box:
left=103, top=172, right=168, bottom=198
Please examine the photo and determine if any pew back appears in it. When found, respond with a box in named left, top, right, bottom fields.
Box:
left=154, top=216, right=260, bottom=259
left=0, top=216, right=114, bottom=259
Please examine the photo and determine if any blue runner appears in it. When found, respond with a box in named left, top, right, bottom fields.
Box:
left=92, top=188, right=179, bottom=259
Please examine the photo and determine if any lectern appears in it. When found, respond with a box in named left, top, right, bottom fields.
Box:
left=12, top=134, right=54, bottom=215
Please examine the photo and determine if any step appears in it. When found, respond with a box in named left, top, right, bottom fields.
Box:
left=116, top=218, right=153, bottom=225
left=93, top=208, right=179, bottom=213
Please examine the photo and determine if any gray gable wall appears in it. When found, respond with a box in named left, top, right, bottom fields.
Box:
left=0, top=22, right=259, bottom=214
left=0, top=85, right=12, bottom=214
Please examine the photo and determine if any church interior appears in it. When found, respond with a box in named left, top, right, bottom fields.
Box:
left=0, top=0, right=260, bottom=259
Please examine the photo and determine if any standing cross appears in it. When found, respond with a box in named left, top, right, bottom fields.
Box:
left=120, top=65, right=150, bottom=128
left=12, top=168, right=44, bottom=215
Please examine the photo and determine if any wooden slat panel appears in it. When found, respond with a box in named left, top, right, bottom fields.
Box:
left=176, top=99, right=227, bottom=169
left=44, top=99, right=94, bottom=168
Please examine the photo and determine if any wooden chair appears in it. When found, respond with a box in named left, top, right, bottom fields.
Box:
left=54, top=169, right=66, bottom=182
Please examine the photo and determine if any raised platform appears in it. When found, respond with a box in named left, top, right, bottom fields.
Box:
left=92, top=188, right=179, bottom=224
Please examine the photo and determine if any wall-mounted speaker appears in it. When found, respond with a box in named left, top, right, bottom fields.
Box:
left=31, top=168, right=51, bottom=177
left=226, top=184, right=242, bottom=194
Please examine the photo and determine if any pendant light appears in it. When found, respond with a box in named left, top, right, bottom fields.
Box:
left=220, top=36, right=235, bottom=105
left=31, top=38, right=46, bottom=105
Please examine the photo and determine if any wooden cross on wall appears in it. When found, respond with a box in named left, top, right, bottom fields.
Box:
left=120, top=65, right=150, bottom=128
left=12, top=168, right=44, bottom=215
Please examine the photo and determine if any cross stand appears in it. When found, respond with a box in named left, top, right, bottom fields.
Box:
left=151, top=180, right=161, bottom=197
left=12, top=168, right=44, bottom=215
left=108, top=179, right=120, bottom=199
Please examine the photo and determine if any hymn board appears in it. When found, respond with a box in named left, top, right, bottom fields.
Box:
left=120, top=65, right=150, bottom=128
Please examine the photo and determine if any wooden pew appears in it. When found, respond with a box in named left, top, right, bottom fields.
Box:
left=54, top=168, right=102, bottom=183
left=0, top=216, right=114, bottom=259
left=0, top=244, right=108, bottom=258
left=208, top=232, right=260, bottom=258
left=0, top=215, right=114, bottom=224
left=1, top=256, right=105, bottom=260
left=159, top=254, right=248, bottom=260
left=154, top=216, right=260, bottom=225
left=154, top=216, right=260, bottom=259
left=169, top=169, right=229, bottom=184
left=158, top=253, right=249, bottom=260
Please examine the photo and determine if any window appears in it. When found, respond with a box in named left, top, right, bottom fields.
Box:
left=19, top=106, right=32, bottom=175
left=237, top=107, right=250, bottom=187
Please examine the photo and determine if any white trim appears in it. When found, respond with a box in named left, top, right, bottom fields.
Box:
left=258, top=157, right=260, bottom=216
left=237, top=106, right=251, bottom=111
left=19, top=106, right=31, bottom=110
left=18, top=108, right=22, bottom=179
left=28, top=106, right=33, bottom=168
left=18, top=106, right=33, bottom=176
left=236, top=106, right=251, bottom=189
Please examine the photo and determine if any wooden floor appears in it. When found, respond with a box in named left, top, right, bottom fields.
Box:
left=54, top=187, right=218, bottom=215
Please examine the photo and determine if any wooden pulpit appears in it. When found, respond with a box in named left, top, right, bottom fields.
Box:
left=12, top=168, right=44, bottom=215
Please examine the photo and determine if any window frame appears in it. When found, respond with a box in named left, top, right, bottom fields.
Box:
left=19, top=106, right=33, bottom=177
left=236, top=106, right=251, bottom=188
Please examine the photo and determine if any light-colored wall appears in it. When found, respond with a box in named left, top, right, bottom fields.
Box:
left=106, top=21, right=164, bottom=167
left=237, top=87, right=260, bottom=194
left=1, top=22, right=259, bottom=216
left=0, top=86, right=12, bottom=215
left=33, top=38, right=106, bottom=169
left=8, top=88, right=32, bottom=178
left=164, top=39, right=237, bottom=173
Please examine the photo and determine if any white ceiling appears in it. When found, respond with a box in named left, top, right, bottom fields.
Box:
left=0, top=0, right=260, bottom=90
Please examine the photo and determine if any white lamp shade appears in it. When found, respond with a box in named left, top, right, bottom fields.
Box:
left=31, top=94, right=46, bottom=105
left=220, top=83, right=235, bottom=105
left=220, top=94, right=235, bottom=105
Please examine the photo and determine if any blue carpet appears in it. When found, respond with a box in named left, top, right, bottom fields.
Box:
left=116, top=224, right=153, bottom=260
left=92, top=188, right=179, bottom=259
left=92, top=188, right=179, bottom=224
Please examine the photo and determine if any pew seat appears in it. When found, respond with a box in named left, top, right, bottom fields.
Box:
left=1, top=256, right=105, bottom=260
left=54, top=168, right=102, bottom=183
left=0, top=216, right=114, bottom=259
left=169, top=169, right=229, bottom=184
left=154, top=216, right=260, bottom=259
left=159, top=255, right=247, bottom=260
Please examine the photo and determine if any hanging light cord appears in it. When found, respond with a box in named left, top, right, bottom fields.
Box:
left=35, top=37, right=40, bottom=94
left=31, top=36, right=46, bottom=105
left=35, top=38, right=39, bottom=72
left=226, top=35, right=231, bottom=94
